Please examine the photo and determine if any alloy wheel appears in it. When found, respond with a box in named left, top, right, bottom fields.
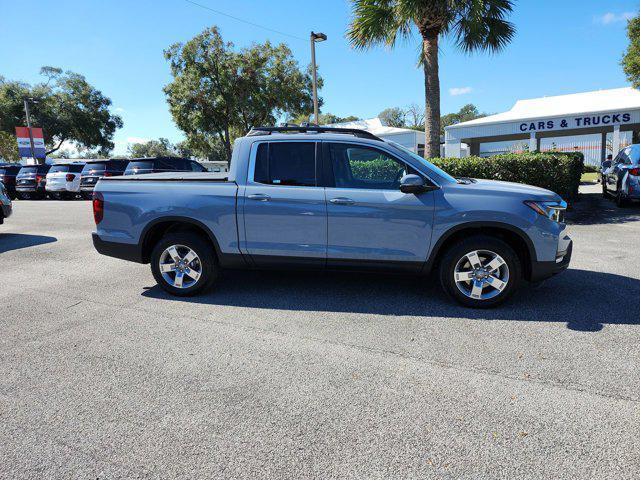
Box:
left=454, top=249, right=510, bottom=300
left=158, top=244, right=202, bottom=289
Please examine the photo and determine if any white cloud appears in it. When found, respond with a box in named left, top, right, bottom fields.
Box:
left=126, top=136, right=150, bottom=144
left=449, top=86, right=472, bottom=96
left=595, top=12, right=634, bottom=25
left=114, top=107, right=126, bottom=113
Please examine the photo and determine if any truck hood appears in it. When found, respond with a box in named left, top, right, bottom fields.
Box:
left=453, top=178, right=563, bottom=202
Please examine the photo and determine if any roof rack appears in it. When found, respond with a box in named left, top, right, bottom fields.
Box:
left=246, top=126, right=382, bottom=141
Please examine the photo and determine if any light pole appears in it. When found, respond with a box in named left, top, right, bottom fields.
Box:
left=23, top=97, right=37, bottom=163
left=310, top=31, right=327, bottom=125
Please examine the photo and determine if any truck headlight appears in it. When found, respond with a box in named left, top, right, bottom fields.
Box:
left=524, top=200, right=566, bottom=223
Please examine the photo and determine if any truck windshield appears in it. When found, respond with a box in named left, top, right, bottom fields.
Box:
left=386, top=141, right=458, bottom=184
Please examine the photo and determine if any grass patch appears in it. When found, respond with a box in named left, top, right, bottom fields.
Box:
left=581, top=172, right=599, bottom=183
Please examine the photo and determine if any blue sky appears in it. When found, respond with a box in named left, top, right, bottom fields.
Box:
left=0, top=0, right=638, bottom=154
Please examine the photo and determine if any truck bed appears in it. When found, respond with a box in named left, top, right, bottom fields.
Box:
left=102, top=172, right=231, bottom=182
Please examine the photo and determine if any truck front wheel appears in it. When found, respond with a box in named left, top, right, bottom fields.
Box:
left=439, top=235, right=521, bottom=308
left=150, top=232, right=218, bottom=296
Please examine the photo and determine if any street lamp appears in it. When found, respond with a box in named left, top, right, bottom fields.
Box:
left=23, top=97, right=39, bottom=163
left=310, top=31, right=327, bottom=125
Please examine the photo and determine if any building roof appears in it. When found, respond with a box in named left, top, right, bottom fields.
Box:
left=448, top=87, right=640, bottom=129
left=325, top=117, right=424, bottom=137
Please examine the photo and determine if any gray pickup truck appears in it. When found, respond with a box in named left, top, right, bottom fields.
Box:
left=92, top=126, right=572, bottom=308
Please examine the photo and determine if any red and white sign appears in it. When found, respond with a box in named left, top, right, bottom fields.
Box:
left=15, top=126, right=46, bottom=158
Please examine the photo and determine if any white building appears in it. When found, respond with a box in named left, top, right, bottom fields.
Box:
left=326, top=118, right=429, bottom=155
left=445, top=87, right=640, bottom=165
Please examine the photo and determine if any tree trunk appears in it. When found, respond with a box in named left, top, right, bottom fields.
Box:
left=223, top=128, right=232, bottom=163
left=422, top=33, right=440, bottom=158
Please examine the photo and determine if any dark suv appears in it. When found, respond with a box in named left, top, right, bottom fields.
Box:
left=0, top=164, right=22, bottom=199
left=124, top=157, right=207, bottom=176
left=80, top=159, right=129, bottom=200
left=15, top=164, right=51, bottom=199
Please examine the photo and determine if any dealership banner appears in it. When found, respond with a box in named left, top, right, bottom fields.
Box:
left=15, top=126, right=46, bottom=158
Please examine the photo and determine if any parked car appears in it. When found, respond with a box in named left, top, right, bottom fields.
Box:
left=0, top=181, right=12, bottom=224
left=92, top=126, right=572, bottom=308
left=45, top=163, right=85, bottom=199
left=601, top=144, right=640, bottom=207
left=0, top=163, right=22, bottom=199
left=124, top=157, right=207, bottom=176
left=15, top=164, right=51, bottom=199
left=80, top=159, right=129, bottom=200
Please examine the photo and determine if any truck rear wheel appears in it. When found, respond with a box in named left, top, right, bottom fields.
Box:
left=439, top=235, right=521, bottom=308
left=150, top=232, right=218, bottom=296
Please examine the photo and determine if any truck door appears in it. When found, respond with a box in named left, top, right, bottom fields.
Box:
left=241, top=141, right=327, bottom=266
left=323, top=142, right=434, bottom=271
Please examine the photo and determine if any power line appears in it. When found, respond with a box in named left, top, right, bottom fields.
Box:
left=183, top=0, right=306, bottom=42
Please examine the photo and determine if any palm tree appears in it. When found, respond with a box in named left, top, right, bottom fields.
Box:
left=348, top=0, right=515, bottom=158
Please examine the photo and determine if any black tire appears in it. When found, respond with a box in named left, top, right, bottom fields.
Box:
left=150, top=232, right=218, bottom=296
left=439, top=235, right=522, bottom=308
left=616, top=187, right=629, bottom=208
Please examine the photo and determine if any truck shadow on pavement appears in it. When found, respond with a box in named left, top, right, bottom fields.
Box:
left=142, top=267, right=638, bottom=333
left=0, top=233, right=57, bottom=254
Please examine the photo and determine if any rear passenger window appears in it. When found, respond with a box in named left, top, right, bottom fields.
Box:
left=254, top=142, right=316, bottom=186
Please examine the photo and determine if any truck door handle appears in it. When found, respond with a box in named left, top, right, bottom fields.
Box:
left=247, top=193, right=271, bottom=201
left=330, top=197, right=355, bottom=205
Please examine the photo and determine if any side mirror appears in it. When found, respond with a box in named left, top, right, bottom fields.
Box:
left=399, top=174, right=436, bottom=194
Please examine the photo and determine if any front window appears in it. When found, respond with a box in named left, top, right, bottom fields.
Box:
left=328, top=143, right=409, bottom=190
left=254, top=142, right=316, bottom=186
left=386, top=141, right=457, bottom=184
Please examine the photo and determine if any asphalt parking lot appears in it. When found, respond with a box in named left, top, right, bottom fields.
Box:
left=1, top=183, right=639, bottom=479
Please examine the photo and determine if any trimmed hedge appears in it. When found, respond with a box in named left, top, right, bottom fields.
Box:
left=430, top=151, right=584, bottom=202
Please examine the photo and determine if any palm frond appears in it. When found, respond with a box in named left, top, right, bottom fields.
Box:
left=347, top=0, right=413, bottom=49
left=451, top=0, right=515, bottom=53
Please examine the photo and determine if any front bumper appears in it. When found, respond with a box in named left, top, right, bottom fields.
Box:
left=92, top=233, right=144, bottom=263
left=529, top=238, right=572, bottom=282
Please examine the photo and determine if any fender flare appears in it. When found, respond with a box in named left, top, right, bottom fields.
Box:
left=423, top=221, right=536, bottom=274
left=139, top=216, right=224, bottom=262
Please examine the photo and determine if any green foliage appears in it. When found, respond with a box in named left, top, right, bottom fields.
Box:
left=0, top=68, right=122, bottom=158
left=288, top=112, right=360, bottom=125
left=164, top=26, right=317, bottom=162
left=0, top=131, right=19, bottom=162
left=128, top=138, right=177, bottom=158
left=350, top=158, right=399, bottom=180
left=378, top=107, right=406, bottom=127
left=583, top=164, right=599, bottom=173
left=430, top=152, right=584, bottom=202
left=622, top=14, right=640, bottom=88
left=440, top=104, right=487, bottom=134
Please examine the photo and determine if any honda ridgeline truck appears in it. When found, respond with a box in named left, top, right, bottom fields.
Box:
left=92, top=126, right=572, bottom=308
